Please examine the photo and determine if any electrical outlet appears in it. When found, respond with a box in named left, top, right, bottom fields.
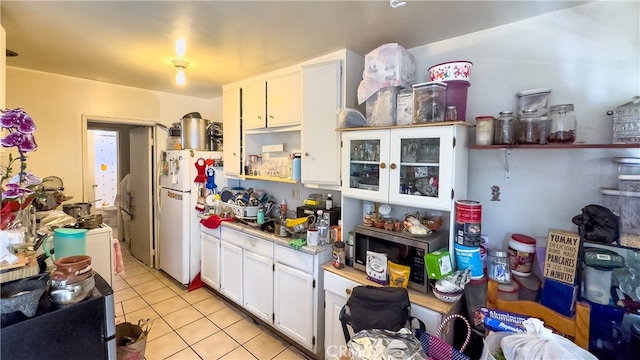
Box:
left=292, top=188, right=300, bottom=200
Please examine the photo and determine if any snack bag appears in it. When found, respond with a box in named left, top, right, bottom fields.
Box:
left=366, top=251, right=388, bottom=285
left=388, top=261, right=411, bottom=288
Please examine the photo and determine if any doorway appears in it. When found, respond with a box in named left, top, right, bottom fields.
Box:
left=82, top=115, right=166, bottom=268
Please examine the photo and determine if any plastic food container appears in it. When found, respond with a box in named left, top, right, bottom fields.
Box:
left=516, top=88, right=552, bottom=116
left=475, top=116, right=495, bottom=145
left=412, top=82, right=447, bottom=123
left=508, top=234, right=536, bottom=277
left=513, top=273, right=540, bottom=301
left=454, top=243, right=484, bottom=279
left=612, top=96, right=640, bottom=144
left=619, top=174, right=640, bottom=248
left=428, top=61, right=473, bottom=82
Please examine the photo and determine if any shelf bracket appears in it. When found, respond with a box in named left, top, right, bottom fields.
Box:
left=504, top=149, right=512, bottom=181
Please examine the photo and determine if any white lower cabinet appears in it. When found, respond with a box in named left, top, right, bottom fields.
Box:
left=217, top=225, right=331, bottom=356
left=201, top=229, right=221, bottom=290
left=220, top=240, right=243, bottom=305
left=243, top=249, right=274, bottom=323
left=274, top=262, right=314, bottom=348
left=323, top=270, right=358, bottom=360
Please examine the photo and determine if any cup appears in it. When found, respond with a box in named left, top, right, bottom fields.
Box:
left=307, top=229, right=319, bottom=246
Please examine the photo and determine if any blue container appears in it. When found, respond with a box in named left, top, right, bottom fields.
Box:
left=292, top=154, right=301, bottom=181
left=454, top=243, right=483, bottom=279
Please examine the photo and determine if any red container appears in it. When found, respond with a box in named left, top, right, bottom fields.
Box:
left=445, top=80, right=471, bottom=121
left=455, top=200, right=482, bottom=246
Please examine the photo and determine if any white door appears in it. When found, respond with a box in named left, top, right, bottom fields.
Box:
left=243, top=250, right=273, bottom=323
left=201, top=231, right=220, bottom=290
left=220, top=241, right=243, bottom=305
left=274, top=263, right=314, bottom=349
left=129, top=126, right=154, bottom=266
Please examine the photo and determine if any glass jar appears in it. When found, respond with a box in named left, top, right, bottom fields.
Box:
left=547, top=104, right=576, bottom=144
left=517, top=110, right=545, bottom=144
left=412, top=82, right=447, bottom=123
left=494, top=111, right=516, bottom=145
left=488, top=250, right=511, bottom=284
left=445, top=106, right=458, bottom=121
left=475, top=116, right=495, bottom=145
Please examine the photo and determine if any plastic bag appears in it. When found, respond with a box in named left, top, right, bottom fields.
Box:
left=348, top=328, right=427, bottom=360
left=479, top=331, right=515, bottom=360
left=500, top=318, right=597, bottom=360
left=338, top=108, right=368, bottom=128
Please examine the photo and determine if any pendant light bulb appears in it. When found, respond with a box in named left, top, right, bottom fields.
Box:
left=175, top=68, right=186, bottom=86
left=175, top=38, right=187, bottom=57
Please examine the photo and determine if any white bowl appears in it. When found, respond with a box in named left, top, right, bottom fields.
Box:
left=428, top=61, right=473, bottom=82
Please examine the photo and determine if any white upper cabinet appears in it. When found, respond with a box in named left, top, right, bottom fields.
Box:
left=243, top=80, right=267, bottom=130
left=341, top=124, right=468, bottom=211
left=301, top=60, right=342, bottom=186
left=267, top=71, right=301, bottom=128
left=222, top=86, right=242, bottom=177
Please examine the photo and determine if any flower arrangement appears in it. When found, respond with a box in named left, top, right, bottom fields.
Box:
left=1, top=108, right=41, bottom=230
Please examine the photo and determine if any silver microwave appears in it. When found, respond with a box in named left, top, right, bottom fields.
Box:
left=353, top=225, right=447, bottom=293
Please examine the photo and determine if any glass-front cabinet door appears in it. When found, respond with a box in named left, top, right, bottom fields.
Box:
left=389, top=127, right=455, bottom=210
left=341, top=131, right=390, bottom=202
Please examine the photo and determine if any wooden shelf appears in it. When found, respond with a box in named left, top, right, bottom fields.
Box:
left=337, top=121, right=472, bottom=132
left=470, top=143, right=640, bottom=149
left=243, top=175, right=298, bottom=184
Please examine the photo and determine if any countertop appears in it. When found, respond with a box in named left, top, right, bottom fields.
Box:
left=210, top=219, right=332, bottom=256
left=321, top=263, right=459, bottom=315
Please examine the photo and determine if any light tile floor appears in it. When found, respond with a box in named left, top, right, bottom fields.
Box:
left=114, top=244, right=312, bottom=360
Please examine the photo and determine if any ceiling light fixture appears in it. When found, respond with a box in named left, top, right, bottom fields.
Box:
left=172, top=59, right=189, bottom=86
left=390, top=0, right=406, bottom=8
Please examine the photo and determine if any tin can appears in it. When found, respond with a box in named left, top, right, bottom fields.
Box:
left=455, top=200, right=482, bottom=246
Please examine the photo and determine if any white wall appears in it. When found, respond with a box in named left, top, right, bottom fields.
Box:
left=407, top=1, right=640, bottom=248
left=5, top=68, right=219, bottom=201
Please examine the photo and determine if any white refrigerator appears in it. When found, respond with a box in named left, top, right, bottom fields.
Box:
left=158, top=150, right=226, bottom=285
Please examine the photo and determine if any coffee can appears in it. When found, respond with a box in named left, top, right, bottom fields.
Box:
left=455, top=200, right=482, bottom=246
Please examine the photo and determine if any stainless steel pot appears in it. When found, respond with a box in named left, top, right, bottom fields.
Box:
left=181, top=112, right=210, bottom=150
left=274, top=221, right=289, bottom=237
left=62, top=203, right=92, bottom=218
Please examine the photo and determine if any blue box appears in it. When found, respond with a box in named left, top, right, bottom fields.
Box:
left=540, top=278, right=577, bottom=317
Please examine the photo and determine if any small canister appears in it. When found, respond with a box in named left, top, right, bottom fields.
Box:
left=475, top=116, right=495, bottom=145
left=332, top=242, right=346, bottom=269
left=508, top=234, right=536, bottom=277
left=517, top=110, right=542, bottom=144
left=488, top=250, right=511, bottom=284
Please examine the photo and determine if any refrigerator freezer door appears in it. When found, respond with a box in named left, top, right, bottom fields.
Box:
left=160, top=150, right=192, bottom=192
left=159, top=187, right=190, bottom=284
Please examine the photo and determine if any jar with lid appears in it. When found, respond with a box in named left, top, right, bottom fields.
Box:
left=445, top=106, right=458, bottom=121
left=494, top=111, right=516, bottom=145
left=332, top=241, right=346, bottom=269
left=517, top=110, right=545, bottom=144
left=547, top=104, right=576, bottom=144
left=475, top=116, right=495, bottom=145
left=488, top=250, right=511, bottom=284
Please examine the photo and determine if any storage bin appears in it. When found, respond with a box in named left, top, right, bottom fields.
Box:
left=412, top=82, right=447, bottom=123
left=363, top=43, right=415, bottom=87
left=516, top=88, right=552, bottom=116
left=445, top=80, right=471, bottom=121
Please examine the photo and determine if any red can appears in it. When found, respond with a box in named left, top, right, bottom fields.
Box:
left=455, top=200, right=482, bottom=246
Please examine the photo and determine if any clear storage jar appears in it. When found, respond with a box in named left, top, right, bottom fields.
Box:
left=488, top=250, right=511, bottom=284
left=494, top=111, right=516, bottom=145
left=547, top=104, right=576, bottom=144
left=517, top=110, right=548, bottom=145
left=412, top=82, right=447, bottom=123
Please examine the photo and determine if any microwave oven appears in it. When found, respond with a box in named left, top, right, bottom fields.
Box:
left=353, top=225, right=447, bottom=293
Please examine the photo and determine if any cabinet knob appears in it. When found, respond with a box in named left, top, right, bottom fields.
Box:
left=390, top=163, right=397, bottom=170
left=380, top=163, right=386, bottom=169
left=345, top=288, right=352, bottom=295
left=257, top=116, right=262, bottom=120
left=305, top=152, right=310, bottom=157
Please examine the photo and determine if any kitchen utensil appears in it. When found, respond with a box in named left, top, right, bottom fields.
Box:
left=274, top=221, right=289, bottom=237
left=62, top=202, right=92, bottom=218
left=76, top=214, right=103, bottom=229
left=49, top=274, right=95, bottom=305
left=181, top=112, right=210, bottom=150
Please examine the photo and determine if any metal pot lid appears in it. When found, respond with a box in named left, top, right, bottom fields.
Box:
left=42, top=176, right=64, bottom=191
left=181, top=112, right=202, bottom=119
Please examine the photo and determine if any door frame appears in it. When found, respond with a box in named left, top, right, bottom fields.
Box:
left=81, top=114, right=164, bottom=268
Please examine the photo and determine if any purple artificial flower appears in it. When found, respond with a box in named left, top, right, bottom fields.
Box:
left=9, top=172, right=42, bottom=186
left=0, top=108, right=36, bottom=133
left=0, top=132, right=38, bottom=152
left=1, top=183, right=34, bottom=200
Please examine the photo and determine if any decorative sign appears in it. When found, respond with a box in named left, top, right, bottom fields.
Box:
left=543, top=229, right=581, bottom=285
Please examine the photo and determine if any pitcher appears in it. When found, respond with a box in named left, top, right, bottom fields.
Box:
left=43, top=228, right=88, bottom=260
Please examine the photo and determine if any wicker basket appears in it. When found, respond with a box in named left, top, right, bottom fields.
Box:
left=0, top=255, right=39, bottom=284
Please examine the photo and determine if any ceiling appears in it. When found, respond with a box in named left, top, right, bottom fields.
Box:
left=2, top=1, right=589, bottom=99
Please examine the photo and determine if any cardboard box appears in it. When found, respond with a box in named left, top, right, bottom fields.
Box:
left=425, top=249, right=453, bottom=280
left=543, top=229, right=581, bottom=285
left=396, top=90, right=413, bottom=125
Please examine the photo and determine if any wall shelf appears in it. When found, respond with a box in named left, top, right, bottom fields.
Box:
left=470, top=143, right=640, bottom=149
left=243, top=175, right=298, bottom=184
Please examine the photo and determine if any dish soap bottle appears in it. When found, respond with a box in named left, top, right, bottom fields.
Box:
left=279, top=199, right=288, bottom=219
